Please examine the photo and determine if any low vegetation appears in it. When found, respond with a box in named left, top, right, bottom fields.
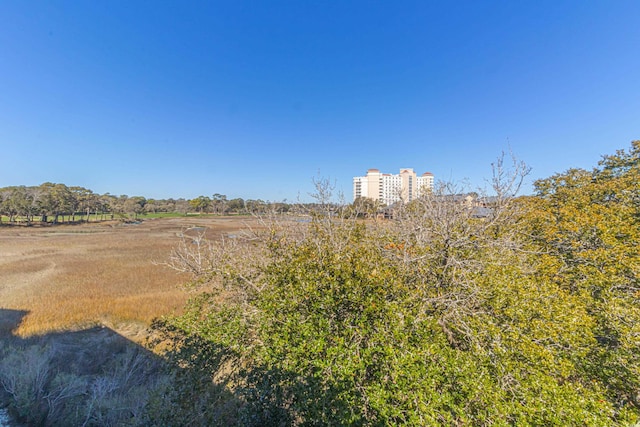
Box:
left=0, top=327, right=168, bottom=426
left=0, top=218, right=248, bottom=425
left=0, top=220, right=193, bottom=337
left=151, top=142, right=639, bottom=425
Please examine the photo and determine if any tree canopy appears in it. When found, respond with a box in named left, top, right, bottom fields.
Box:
left=150, top=143, right=639, bottom=426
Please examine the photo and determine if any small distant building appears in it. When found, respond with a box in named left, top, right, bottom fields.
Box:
left=353, top=168, right=434, bottom=205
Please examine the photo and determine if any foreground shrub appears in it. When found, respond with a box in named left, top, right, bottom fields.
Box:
left=0, top=330, right=166, bottom=426
left=154, top=147, right=639, bottom=425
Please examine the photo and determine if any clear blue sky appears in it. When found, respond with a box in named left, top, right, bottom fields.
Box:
left=1, top=1, right=639, bottom=201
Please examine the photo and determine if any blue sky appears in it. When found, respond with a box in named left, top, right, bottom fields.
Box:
left=1, top=1, right=639, bottom=201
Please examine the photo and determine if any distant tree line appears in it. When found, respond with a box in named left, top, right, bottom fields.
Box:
left=0, top=183, right=293, bottom=225
left=187, top=193, right=291, bottom=216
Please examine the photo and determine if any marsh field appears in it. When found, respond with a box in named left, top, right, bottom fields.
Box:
left=0, top=216, right=252, bottom=339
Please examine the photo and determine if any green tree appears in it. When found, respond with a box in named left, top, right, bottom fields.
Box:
left=152, top=151, right=638, bottom=425
left=212, top=193, right=227, bottom=214
left=523, top=140, right=640, bottom=418
left=189, top=196, right=212, bottom=214
left=226, top=198, right=245, bottom=214
left=244, top=199, right=268, bottom=214
left=69, top=186, right=96, bottom=222
left=348, top=196, right=382, bottom=218
left=124, top=196, right=147, bottom=219
left=0, top=186, right=39, bottom=224
left=39, top=183, right=74, bottom=223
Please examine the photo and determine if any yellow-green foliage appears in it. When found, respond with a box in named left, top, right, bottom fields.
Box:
left=523, top=141, right=640, bottom=419
left=154, top=144, right=640, bottom=425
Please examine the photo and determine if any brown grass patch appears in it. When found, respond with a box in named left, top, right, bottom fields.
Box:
left=0, top=217, right=254, bottom=339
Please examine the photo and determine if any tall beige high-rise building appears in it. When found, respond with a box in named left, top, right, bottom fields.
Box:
left=353, top=168, right=434, bottom=205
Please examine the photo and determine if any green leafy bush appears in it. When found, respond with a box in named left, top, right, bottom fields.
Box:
left=153, top=146, right=639, bottom=425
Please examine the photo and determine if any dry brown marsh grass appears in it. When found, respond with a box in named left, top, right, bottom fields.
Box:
left=0, top=217, right=252, bottom=339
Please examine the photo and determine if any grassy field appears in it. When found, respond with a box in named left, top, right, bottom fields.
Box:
left=0, top=216, right=252, bottom=339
